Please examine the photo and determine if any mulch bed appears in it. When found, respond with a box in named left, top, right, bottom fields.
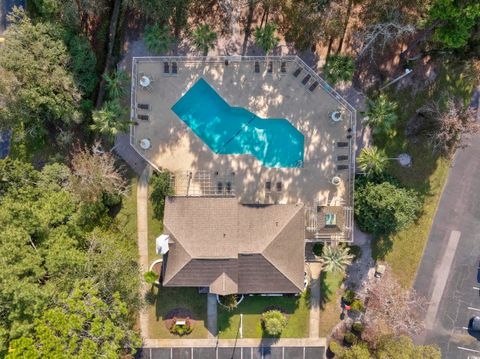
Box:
left=151, top=262, right=162, bottom=275
left=163, top=308, right=196, bottom=331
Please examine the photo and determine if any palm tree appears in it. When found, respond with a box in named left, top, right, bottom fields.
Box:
left=90, top=100, right=130, bottom=140
left=144, top=23, right=173, bottom=54
left=103, top=69, right=128, bottom=100
left=192, top=24, right=217, bottom=56
left=254, top=23, right=279, bottom=54
left=320, top=245, right=354, bottom=273
left=357, top=146, right=388, bottom=175
left=323, top=54, right=355, bottom=85
left=363, top=94, right=398, bottom=135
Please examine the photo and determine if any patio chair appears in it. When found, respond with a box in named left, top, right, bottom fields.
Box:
left=137, top=114, right=149, bottom=121
left=280, top=62, right=287, bottom=73
left=265, top=181, right=272, bottom=193
left=255, top=61, right=260, bottom=73
left=336, top=155, right=349, bottom=161
left=337, top=164, right=349, bottom=170
left=309, top=81, right=319, bottom=92
left=276, top=181, right=282, bottom=192
left=172, top=62, right=178, bottom=74
left=293, top=67, right=302, bottom=77
left=137, top=103, right=150, bottom=110
left=336, top=141, right=349, bottom=148
left=163, top=62, right=170, bottom=74
left=301, top=74, right=311, bottom=85
left=217, top=182, right=224, bottom=194
left=226, top=182, right=232, bottom=194
left=267, top=61, right=273, bottom=74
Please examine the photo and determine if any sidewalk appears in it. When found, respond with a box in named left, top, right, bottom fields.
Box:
left=144, top=337, right=326, bottom=348
left=308, top=262, right=322, bottom=338
left=207, top=294, right=218, bottom=338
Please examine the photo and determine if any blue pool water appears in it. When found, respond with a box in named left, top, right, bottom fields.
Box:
left=171, top=78, right=304, bottom=168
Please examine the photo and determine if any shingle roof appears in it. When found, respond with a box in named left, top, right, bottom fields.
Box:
left=163, top=197, right=305, bottom=295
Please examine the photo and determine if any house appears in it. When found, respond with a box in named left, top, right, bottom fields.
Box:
left=161, top=197, right=305, bottom=295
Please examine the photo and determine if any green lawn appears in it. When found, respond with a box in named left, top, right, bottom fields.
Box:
left=115, top=174, right=138, bottom=241
left=319, top=271, right=345, bottom=337
left=147, top=285, right=209, bottom=339
left=218, top=293, right=309, bottom=339
left=371, top=60, right=476, bottom=288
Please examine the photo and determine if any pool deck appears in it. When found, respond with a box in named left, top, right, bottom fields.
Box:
left=131, top=57, right=355, bottom=240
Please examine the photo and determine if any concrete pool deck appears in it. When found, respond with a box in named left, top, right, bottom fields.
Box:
left=131, top=56, right=355, bottom=240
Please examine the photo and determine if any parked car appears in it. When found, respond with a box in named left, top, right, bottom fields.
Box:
left=470, top=316, right=480, bottom=331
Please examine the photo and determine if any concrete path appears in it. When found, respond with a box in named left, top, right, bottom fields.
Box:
left=144, top=337, right=326, bottom=348
left=114, top=133, right=146, bottom=175
left=207, top=294, right=218, bottom=338
left=137, top=166, right=151, bottom=339
left=308, top=262, right=322, bottom=338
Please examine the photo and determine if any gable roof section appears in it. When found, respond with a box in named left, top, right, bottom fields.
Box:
left=162, top=197, right=305, bottom=294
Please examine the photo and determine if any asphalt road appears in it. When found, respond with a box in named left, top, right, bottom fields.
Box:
left=414, top=132, right=480, bottom=358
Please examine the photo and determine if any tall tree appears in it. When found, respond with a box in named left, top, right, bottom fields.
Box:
left=323, top=54, right=355, bottom=84
left=254, top=23, right=280, bottom=54
left=69, top=143, right=127, bottom=203
left=0, top=9, right=81, bottom=139
left=6, top=280, right=141, bottom=358
left=428, top=0, right=480, bottom=50
left=103, top=69, right=129, bottom=100
left=192, top=24, right=218, bottom=56
left=144, top=23, right=174, bottom=54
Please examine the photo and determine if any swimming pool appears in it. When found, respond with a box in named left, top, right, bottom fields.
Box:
left=171, top=78, right=304, bottom=168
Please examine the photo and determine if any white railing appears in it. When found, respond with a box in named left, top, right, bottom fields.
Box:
left=130, top=56, right=357, bottom=241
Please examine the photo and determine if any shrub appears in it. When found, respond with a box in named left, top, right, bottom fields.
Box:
left=352, top=322, right=364, bottom=334
left=328, top=341, right=342, bottom=355
left=144, top=271, right=158, bottom=284
left=261, top=310, right=288, bottom=336
left=169, top=317, right=193, bottom=336
left=348, top=245, right=362, bottom=262
left=323, top=54, right=355, bottom=85
left=354, top=180, right=421, bottom=238
left=219, top=294, right=239, bottom=310
left=344, top=332, right=357, bottom=345
left=342, top=289, right=356, bottom=305
left=150, top=171, right=174, bottom=219
left=312, top=242, right=324, bottom=256
left=350, top=299, right=365, bottom=314
left=363, top=94, right=398, bottom=136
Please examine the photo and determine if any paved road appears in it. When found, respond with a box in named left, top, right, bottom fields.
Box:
left=414, top=133, right=480, bottom=358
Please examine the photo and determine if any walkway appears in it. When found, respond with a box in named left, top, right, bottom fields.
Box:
left=143, top=338, right=326, bottom=348
left=207, top=294, right=218, bottom=338
left=308, top=262, right=322, bottom=338
left=137, top=166, right=151, bottom=339
left=114, top=133, right=146, bottom=175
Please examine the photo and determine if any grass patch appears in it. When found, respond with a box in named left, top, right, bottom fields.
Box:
left=218, top=293, right=309, bottom=339
left=147, top=285, right=209, bottom=339
left=370, top=59, right=475, bottom=287
left=115, top=173, right=138, bottom=241
left=148, top=182, right=163, bottom=264
left=319, top=271, right=345, bottom=337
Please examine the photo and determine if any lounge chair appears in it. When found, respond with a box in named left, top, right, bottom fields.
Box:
left=265, top=181, right=272, bottom=192
left=163, top=62, right=170, bottom=74
left=137, top=114, right=149, bottom=121
left=255, top=61, right=260, bottom=73
left=301, top=74, right=311, bottom=85
left=293, top=67, right=302, bottom=77
left=337, top=164, right=349, bottom=170
left=267, top=62, right=273, bottom=73
left=217, top=182, right=224, bottom=194
left=280, top=62, right=287, bottom=73
left=172, top=62, right=177, bottom=74
left=309, top=81, right=319, bottom=92
left=336, top=142, right=348, bottom=148
left=276, top=181, right=282, bottom=192
left=337, top=155, right=349, bottom=161
left=137, top=103, right=150, bottom=110
left=226, top=182, right=232, bottom=194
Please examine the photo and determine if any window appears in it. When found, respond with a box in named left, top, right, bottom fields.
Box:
left=325, top=213, right=337, bottom=226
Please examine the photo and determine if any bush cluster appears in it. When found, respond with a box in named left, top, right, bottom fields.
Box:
left=169, top=317, right=193, bottom=336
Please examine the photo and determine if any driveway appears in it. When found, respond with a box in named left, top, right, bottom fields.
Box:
left=413, top=133, right=480, bottom=358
